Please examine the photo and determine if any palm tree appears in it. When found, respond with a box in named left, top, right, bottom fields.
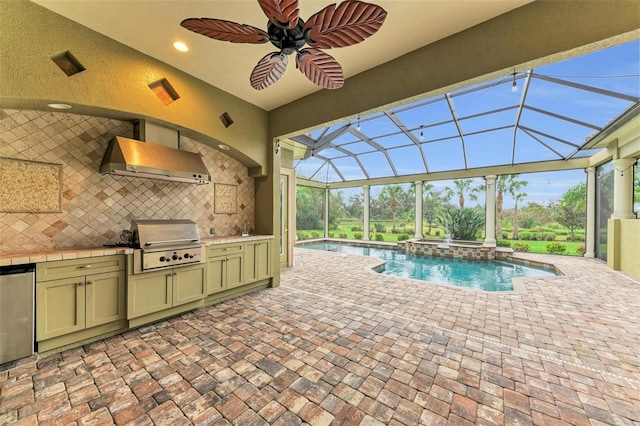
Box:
left=508, top=176, right=528, bottom=240
left=422, top=183, right=446, bottom=235
left=451, top=178, right=480, bottom=208
left=512, top=191, right=527, bottom=240
left=379, top=184, right=406, bottom=230
left=495, top=175, right=510, bottom=239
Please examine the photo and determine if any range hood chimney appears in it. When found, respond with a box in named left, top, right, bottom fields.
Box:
left=100, top=121, right=211, bottom=185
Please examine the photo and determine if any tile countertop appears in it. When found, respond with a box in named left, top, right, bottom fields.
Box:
left=0, top=235, right=274, bottom=267
left=0, top=247, right=134, bottom=267
left=201, top=235, right=273, bottom=245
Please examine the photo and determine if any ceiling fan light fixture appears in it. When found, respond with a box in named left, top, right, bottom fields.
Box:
left=181, top=0, right=387, bottom=90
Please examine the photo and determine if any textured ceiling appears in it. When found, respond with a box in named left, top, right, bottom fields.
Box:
left=33, top=0, right=531, bottom=111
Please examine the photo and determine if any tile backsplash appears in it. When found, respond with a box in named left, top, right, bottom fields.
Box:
left=0, top=109, right=254, bottom=253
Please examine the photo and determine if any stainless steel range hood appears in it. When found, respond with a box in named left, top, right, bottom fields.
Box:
left=100, top=136, right=211, bottom=184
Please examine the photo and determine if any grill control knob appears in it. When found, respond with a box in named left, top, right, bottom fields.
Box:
left=184, top=253, right=191, bottom=259
left=172, top=254, right=179, bottom=261
left=160, top=256, right=167, bottom=262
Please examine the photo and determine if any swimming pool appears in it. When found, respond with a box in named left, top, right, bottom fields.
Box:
left=298, top=241, right=557, bottom=291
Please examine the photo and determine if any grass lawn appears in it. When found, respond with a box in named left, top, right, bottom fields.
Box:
left=297, top=222, right=585, bottom=257
left=516, top=240, right=584, bottom=256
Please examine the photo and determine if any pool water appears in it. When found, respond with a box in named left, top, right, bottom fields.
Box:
left=298, top=242, right=557, bottom=291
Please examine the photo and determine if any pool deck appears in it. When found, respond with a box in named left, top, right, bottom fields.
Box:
left=1, top=248, right=639, bottom=425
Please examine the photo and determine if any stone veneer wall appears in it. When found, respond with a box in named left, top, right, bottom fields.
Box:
left=405, top=240, right=512, bottom=261
left=0, top=109, right=254, bottom=253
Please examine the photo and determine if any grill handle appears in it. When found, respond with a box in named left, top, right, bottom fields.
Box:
left=143, top=239, right=199, bottom=247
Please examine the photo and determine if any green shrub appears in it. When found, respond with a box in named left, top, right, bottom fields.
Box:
left=311, top=231, right=321, bottom=239
left=435, top=230, right=441, bottom=236
left=542, top=232, right=556, bottom=241
left=576, top=244, right=586, bottom=255
left=354, top=232, right=363, bottom=240
left=350, top=226, right=363, bottom=232
left=497, top=239, right=512, bottom=248
left=556, top=230, right=568, bottom=236
left=328, top=232, right=335, bottom=238
left=503, top=227, right=513, bottom=233
left=374, top=223, right=386, bottom=233
left=513, top=242, right=531, bottom=252
left=546, top=242, right=567, bottom=255
left=547, top=222, right=564, bottom=230
left=397, top=234, right=410, bottom=241
left=338, top=233, right=348, bottom=238
left=404, top=228, right=414, bottom=234
left=391, top=228, right=402, bottom=234
left=574, top=232, right=585, bottom=241
left=436, top=207, right=485, bottom=241
left=297, top=231, right=309, bottom=240
left=519, top=231, right=532, bottom=240
left=375, top=234, right=384, bottom=242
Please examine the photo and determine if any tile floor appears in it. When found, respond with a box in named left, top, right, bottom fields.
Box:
left=1, top=249, right=639, bottom=425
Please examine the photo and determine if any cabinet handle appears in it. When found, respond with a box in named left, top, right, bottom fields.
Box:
left=76, top=265, right=92, bottom=269
left=224, top=248, right=229, bottom=251
left=172, top=272, right=177, bottom=276
left=77, top=282, right=84, bottom=286
left=86, top=280, right=93, bottom=285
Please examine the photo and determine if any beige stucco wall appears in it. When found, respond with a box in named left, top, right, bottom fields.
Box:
left=619, top=220, right=640, bottom=281
left=608, top=219, right=640, bottom=281
left=0, top=1, right=270, bottom=175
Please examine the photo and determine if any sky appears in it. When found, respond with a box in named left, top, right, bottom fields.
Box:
left=295, top=39, right=639, bottom=209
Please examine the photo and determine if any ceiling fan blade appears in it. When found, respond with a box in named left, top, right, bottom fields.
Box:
left=251, top=52, right=289, bottom=90
left=303, top=0, right=387, bottom=49
left=257, top=0, right=300, bottom=29
left=295, top=48, right=344, bottom=90
left=181, top=18, right=269, bottom=44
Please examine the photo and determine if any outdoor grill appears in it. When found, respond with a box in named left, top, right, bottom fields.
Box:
left=129, top=219, right=205, bottom=274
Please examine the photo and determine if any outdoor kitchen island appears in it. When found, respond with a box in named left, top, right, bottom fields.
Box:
left=0, top=234, right=274, bottom=356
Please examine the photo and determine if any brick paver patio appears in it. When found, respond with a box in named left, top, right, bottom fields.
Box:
left=1, top=248, right=639, bottom=425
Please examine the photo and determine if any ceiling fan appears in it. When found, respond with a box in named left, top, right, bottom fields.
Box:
left=180, top=0, right=387, bottom=90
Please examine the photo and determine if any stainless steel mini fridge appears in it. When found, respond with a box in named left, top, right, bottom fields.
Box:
left=0, top=264, right=35, bottom=365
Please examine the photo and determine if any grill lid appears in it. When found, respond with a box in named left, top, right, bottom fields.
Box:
left=131, top=219, right=200, bottom=248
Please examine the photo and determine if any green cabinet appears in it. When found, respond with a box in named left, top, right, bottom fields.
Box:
left=127, top=263, right=205, bottom=319
left=206, top=243, right=244, bottom=295
left=36, top=256, right=126, bottom=342
left=244, top=240, right=271, bottom=283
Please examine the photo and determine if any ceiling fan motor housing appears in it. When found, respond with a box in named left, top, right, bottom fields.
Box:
left=267, top=19, right=306, bottom=55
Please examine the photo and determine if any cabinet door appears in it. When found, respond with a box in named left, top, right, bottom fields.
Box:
left=173, top=264, right=205, bottom=306
left=255, top=241, right=271, bottom=281
left=207, top=256, right=226, bottom=295
left=127, top=270, right=172, bottom=319
left=85, top=270, right=126, bottom=328
left=226, top=253, right=244, bottom=289
left=244, top=242, right=258, bottom=283
left=36, top=277, right=85, bottom=341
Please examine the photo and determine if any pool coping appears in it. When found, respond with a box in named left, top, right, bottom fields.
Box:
left=295, top=238, right=564, bottom=294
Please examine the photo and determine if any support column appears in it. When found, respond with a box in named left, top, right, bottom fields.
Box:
left=611, top=158, right=636, bottom=219
left=484, top=175, right=497, bottom=246
left=363, top=185, right=370, bottom=240
left=584, top=167, right=596, bottom=258
left=414, top=181, right=423, bottom=239
left=324, top=186, right=330, bottom=238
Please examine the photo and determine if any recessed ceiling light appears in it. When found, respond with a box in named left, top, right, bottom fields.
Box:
left=173, top=41, right=189, bottom=52
left=47, top=103, right=72, bottom=109
left=218, top=144, right=230, bottom=151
